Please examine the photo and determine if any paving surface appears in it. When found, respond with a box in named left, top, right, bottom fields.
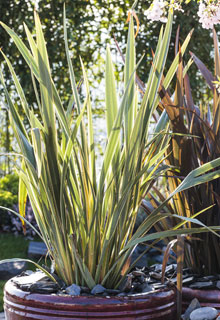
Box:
left=0, top=312, right=5, bottom=320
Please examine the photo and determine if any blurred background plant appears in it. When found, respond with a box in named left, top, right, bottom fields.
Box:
left=0, top=174, right=18, bottom=228
left=0, top=0, right=219, bottom=177
left=148, top=27, right=220, bottom=276
left=0, top=173, right=38, bottom=237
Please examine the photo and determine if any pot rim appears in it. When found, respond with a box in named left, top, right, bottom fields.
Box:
left=4, top=277, right=176, bottom=304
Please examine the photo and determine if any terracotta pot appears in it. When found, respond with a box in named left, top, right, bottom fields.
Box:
left=4, top=279, right=177, bottom=320
left=182, top=287, right=220, bottom=311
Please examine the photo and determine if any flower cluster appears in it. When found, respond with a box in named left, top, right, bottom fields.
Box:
left=198, top=1, right=220, bottom=29
left=145, top=0, right=220, bottom=29
left=144, top=0, right=168, bottom=23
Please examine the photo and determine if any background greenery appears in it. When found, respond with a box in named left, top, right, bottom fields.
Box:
left=0, top=233, right=31, bottom=311
left=0, top=0, right=219, bottom=174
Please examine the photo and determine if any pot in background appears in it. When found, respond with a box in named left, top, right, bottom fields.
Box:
left=182, top=287, right=220, bottom=311
left=4, top=278, right=177, bottom=320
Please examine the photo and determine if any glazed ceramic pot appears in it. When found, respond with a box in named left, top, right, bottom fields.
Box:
left=4, top=279, right=177, bottom=320
left=182, top=287, right=220, bottom=311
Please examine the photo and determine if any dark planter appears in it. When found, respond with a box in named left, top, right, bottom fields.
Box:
left=4, top=279, right=177, bottom=320
left=182, top=287, right=220, bottom=311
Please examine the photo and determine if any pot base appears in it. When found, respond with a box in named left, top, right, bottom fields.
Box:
left=4, top=279, right=176, bottom=320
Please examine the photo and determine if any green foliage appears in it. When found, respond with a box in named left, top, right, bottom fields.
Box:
left=0, top=174, right=19, bottom=207
left=0, top=174, right=19, bottom=195
left=0, top=233, right=32, bottom=311
left=0, top=173, right=18, bottom=226
left=0, top=280, right=4, bottom=312
left=0, top=190, right=17, bottom=208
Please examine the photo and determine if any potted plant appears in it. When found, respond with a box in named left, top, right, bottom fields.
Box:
left=1, top=3, right=220, bottom=320
left=151, top=21, right=220, bottom=312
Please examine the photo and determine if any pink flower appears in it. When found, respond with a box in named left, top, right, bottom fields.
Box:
left=198, top=1, right=220, bottom=29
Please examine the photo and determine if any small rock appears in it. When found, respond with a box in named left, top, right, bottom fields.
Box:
left=13, top=271, right=47, bottom=286
left=189, top=281, right=214, bottom=289
left=139, top=282, right=153, bottom=293
left=216, top=280, right=220, bottom=290
left=149, top=272, right=162, bottom=280
left=151, top=264, right=162, bottom=272
left=118, top=275, right=133, bottom=292
left=20, top=270, right=34, bottom=277
left=29, top=279, right=59, bottom=293
left=105, top=289, right=120, bottom=295
left=165, top=264, right=176, bottom=275
left=65, top=284, right=81, bottom=296
left=132, top=270, right=145, bottom=277
left=190, top=307, right=218, bottom=320
left=182, top=298, right=200, bottom=320
left=91, top=284, right=106, bottom=295
left=117, top=292, right=126, bottom=296
left=182, top=276, right=195, bottom=285
left=151, top=283, right=166, bottom=290
left=81, top=286, right=90, bottom=294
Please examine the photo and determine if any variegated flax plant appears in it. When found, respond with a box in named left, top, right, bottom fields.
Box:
left=1, top=5, right=220, bottom=289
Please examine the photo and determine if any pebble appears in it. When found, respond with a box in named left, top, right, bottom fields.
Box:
left=65, top=284, right=81, bottom=296
left=142, top=283, right=153, bottom=293
left=29, top=279, right=59, bottom=293
left=189, top=281, right=214, bottom=289
left=182, top=298, right=200, bottom=320
left=216, top=280, right=220, bottom=290
left=189, top=307, right=218, bottom=320
left=91, top=284, right=106, bottom=295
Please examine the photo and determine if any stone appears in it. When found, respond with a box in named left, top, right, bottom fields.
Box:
left=117, top=292, right=126, bottom=296
left=132, top=270, right=145, bottom=277
left=182, top=276, right=195, bottom=285
left=21, top=270, right=34, bottom=276
left=189, top=281, right=214, bottom=289
left=80, top=286, right=90, bottom=294
left=151, top=264, right=162, bottom=272
left=151, top=283, right=167, bottom=290
left=216, top=280, right=220, bottom=289
left=139, top=282, right=153, bottom=293
left=0, top=261, right=27, bottom=280
left=105, top=289, right=120, bottom=295
left=13, top=270, right=47, bottom=286
left=189, top=307, right=218, bottom=320
left=12, top=270, right=60, bottom=293
left=182, top=298, right=200, bottom=320
left=118, top=275, right=133, bottom=292
left=29, top=279, right=59, bottom=293
left=65, top=284, right=81, bottom=296
left=165, top=264, right=176, bottom=275
left=91, top=284, right=106, bottom=295
left=28, top=241, right=47, bottom=258
left=149, top=272, right=162, bottom=280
